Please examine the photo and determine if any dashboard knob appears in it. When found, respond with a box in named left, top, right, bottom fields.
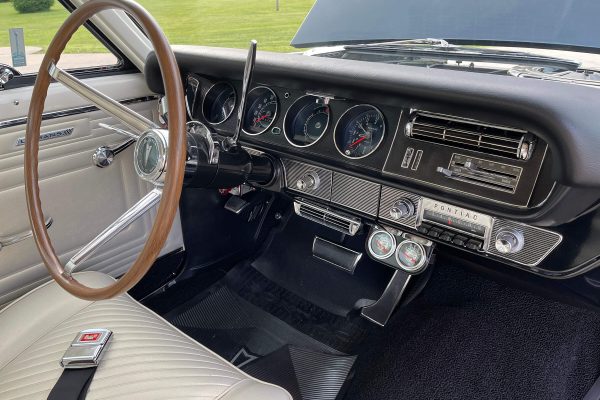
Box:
left=495, top=229, right=525, bottom=254
left=295, top=172, right=320, bottom=191
left=389, top=198, right=415, bottom=220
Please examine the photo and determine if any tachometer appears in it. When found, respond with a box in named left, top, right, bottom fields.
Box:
left=284, top=95, right=330, bottom=147
left=335, top=105, right=385, bottom=159
left=202, top=82, right=236, bottom=124
left=243, top=86, right=278, bottom=135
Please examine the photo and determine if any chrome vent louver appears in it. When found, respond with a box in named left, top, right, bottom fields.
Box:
left=406, top=111, right=536, bottom=160
left=293, top=200, right=361, bottom=236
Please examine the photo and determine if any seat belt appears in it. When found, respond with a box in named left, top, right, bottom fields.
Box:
left=48, top=329, right=113, bottom=400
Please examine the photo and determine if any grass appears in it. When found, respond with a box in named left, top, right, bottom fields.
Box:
left=0, top=0, right=315, bottom=53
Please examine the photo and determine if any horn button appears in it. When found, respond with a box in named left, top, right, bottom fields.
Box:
left=134, top=129, right=169, bottom=185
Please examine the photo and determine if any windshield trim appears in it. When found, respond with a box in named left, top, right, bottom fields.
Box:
left=295, top=38, right=600, bottom=56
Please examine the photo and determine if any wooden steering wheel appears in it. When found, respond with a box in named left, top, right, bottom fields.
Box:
left=24, top=0, right=186, bottom=300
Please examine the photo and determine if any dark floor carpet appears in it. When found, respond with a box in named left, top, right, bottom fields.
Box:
left=346, top=263, right=600, bottom=400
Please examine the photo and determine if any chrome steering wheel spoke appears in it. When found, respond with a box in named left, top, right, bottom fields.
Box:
left=64, top=188, right=162, bottom=276
left=48, top=62, right=157, bottom=136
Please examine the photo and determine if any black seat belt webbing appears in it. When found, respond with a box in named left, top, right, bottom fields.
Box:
left=47, top=367, right=97, bottom=400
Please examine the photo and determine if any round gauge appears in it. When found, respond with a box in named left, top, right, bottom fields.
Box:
left=368, top=230, right=396, bottom=260
left=202, top=82, right=236, bottom=124
left=334, top=105, right=385, bottom=159
left=284, top=95, right=330, bottom=147
left=395, top=240, right=427, bottom=273
left=243, top=86, right=278, bottom=135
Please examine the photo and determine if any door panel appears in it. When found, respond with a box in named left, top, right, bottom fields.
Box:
left=0, top=74, right=183, bottom=306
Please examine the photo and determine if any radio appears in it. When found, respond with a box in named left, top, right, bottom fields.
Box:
left=416, top=198, right=493, bottom=251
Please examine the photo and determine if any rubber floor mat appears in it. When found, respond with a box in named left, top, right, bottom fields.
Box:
left=166, top=283, right=357, bottom=400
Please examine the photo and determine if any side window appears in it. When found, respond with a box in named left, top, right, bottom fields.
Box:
left=0, top=1, right=119, bottom=76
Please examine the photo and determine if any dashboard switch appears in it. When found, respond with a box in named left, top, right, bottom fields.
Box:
left=417, top=224, right=431, bottom=235
left=452, top=235, right=469, bottom=246
left=389, top=198, right=415, bottom=220
left=465, top=239, right=483, bottom=251
left=495, top=229, right=525, bottom=254
left=439, top=232, right=455, bottom=242
left=295, top=172, right=320, bottom=191
left=427, top=227, right=443, bottom=238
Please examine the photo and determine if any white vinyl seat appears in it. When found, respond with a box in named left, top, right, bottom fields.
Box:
left=0, top=271, right=291, bottom=400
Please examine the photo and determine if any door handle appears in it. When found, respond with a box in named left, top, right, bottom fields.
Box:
left=0, top=217, right=53, bottom=250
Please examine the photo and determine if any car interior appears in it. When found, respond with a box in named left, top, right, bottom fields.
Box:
left=2, top=0, right=600, bottom=399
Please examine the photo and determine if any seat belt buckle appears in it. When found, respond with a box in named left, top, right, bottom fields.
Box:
left=60, top=329, right=113, bottom=369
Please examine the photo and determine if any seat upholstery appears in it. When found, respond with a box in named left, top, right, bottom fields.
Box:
left=0, top=272, right=291, bottom=400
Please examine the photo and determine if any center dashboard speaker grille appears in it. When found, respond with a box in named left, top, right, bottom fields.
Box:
left=406, top=111, right=536, bottom=160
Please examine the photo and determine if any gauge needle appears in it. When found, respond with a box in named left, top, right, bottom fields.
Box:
left=349, top=135, right=367, bottom=148
left=254, top=114, right=269, bottom=124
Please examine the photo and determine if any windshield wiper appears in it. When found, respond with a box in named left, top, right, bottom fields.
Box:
left=343, top=40, right=581, bottom=71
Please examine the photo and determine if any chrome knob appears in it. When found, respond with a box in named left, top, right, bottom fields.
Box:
left=295, top=172, right=320, bottom=191
left=92, top=146, right=115, bottom=168
left=389, top=199, right=415, bottom=220
left=495, top=229, right=524, bottom=254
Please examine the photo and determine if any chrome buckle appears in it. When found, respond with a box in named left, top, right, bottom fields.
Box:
left=60, top=329, right=113, bottom=369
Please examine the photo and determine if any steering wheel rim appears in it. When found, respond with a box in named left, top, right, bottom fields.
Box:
left=24, top=0, right=186, bottom=301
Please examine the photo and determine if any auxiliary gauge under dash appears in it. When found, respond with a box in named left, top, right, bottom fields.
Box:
left=335, top=104, right=385, bottom=159
left=242, top=86, right=279, bottom=135
left=284, top=95, right=330, bottom=147
left=368, top=230, right=396, bottom=260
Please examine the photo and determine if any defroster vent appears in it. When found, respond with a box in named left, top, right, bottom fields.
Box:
left=406, top=111, right=536, bottom=160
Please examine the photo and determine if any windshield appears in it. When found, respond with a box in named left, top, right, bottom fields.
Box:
left=3, top=0, right=600, bottom=85
left=292, top=0, right=600, bottom=52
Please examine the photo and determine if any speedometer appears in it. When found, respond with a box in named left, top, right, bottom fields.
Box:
left=284, top=95, right=330, bottom=147
left=334, top=105, right=385, bottom=159
left=243, top=86, right=278, bottom=135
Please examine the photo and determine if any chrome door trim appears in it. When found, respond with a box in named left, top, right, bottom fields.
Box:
left=0, top=96, right=158, bottom=130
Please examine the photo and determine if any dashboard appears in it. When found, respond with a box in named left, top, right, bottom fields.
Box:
left=145, top=46, right=600, bottom=281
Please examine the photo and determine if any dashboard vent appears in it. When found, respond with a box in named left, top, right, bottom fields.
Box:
left=406, top=111, right=535, bottom=160
left=294, top=200, right=361, bottom=236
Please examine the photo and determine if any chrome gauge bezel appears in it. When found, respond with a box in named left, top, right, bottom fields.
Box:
left=201, top=81, right=237, bottom=125
left=394, top=239, right=427, bottom=273
left=185, top=74, right=200, bottom=120
left=334, top=104, right=386, bottom=160
left=367, top=229, right=397, bottom=260
left=242, top=86, right=279, bottom=136
left=283, top=94, right=331, bottom=148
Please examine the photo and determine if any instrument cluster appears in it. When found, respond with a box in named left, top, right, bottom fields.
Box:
left=185, top=75, right=391, bottom=162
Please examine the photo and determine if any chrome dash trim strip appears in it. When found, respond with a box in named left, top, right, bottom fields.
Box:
left=0, top=95, right=158, bottom=130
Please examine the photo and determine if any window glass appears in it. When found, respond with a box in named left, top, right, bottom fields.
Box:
left=135, top=0, right=316, bottom=52
left=0, top=1, right=118, bottom=75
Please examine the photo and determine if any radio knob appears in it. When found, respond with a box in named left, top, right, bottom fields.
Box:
left=389, top=198, right=415, bottom=220
left=495, top=229, right=524, bottom=254
left=295, top=172, right=320, bottom=191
